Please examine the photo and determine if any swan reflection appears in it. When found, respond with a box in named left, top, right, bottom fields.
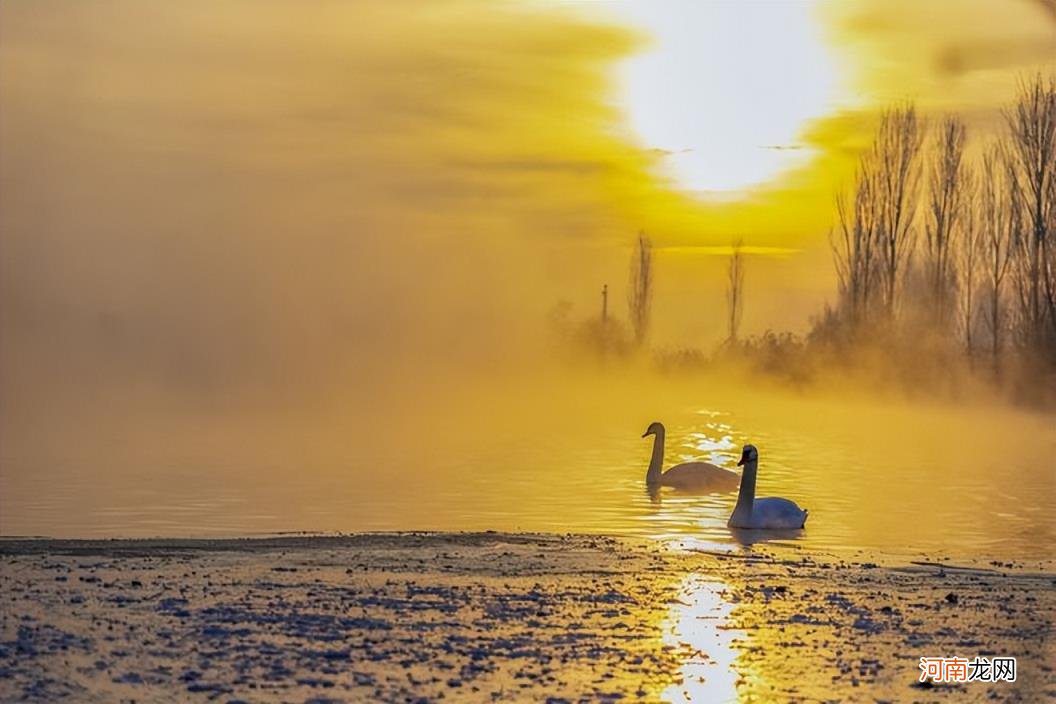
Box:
left=727, top=527, right=804, bottom=547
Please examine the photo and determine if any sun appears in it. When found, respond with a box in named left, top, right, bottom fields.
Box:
left=605, top=0, right=846, bottom=195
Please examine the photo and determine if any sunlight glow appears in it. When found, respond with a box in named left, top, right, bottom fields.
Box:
left=608, top=0, right=844, bottom=194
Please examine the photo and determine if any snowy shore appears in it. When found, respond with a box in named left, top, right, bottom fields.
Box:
left=1, top=533, right=1053, bottom=702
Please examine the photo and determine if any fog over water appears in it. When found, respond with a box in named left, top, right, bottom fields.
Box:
left=2, top=1, right=1055, bottom=560
left=3, top=366, right=1053, bottom=562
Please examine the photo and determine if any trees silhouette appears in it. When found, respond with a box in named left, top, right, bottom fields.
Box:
left=726, top=238, right=745, bottom=343
left=628, top=231, right=653, bottom=348
left=925, top=116, right=970, bottom=328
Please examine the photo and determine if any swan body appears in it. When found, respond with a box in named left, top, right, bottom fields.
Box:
left=727, top=444, right=808, bottom=529
left=642, top=422, right=740, bottom=493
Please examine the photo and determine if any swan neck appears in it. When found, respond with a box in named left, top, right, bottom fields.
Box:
left=733, top=459, right=758, bottom=517
left=646, top=429, right=665, bottom=484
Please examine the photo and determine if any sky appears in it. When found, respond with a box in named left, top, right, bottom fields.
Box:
left=2, top=0, right=1056, bottom=462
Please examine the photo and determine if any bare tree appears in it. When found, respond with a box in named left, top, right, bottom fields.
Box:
left=1005, top=74, right=1056, bottom=352
left=627, top=231, right=653, bottom=347
left=979, top=143, right=1020, bottom=372
left=957, top=178, right=984, bottom=356
left=726, top=238, right=745, bottom=343
left=830, top=168, right=880, bottom=327
left=872, top=105, right=925, bottom=319
left=830, top=105, right=923, bottom=327
left=924, top=116, right=969, bottom=327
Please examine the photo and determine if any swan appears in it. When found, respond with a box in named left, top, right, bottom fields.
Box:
left=727, top=444, right=808, bottom=529
left=642, top=422, right=740, bottom=492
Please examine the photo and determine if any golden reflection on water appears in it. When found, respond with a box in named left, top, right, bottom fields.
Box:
left=660, top=574, right=743, bottom=704
left=3, top=375, right=1054, bottom=562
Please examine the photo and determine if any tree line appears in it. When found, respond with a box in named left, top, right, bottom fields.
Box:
left=549, top=75, right=1056, bottom=401
left=828, top=75, right=1056, bottom=380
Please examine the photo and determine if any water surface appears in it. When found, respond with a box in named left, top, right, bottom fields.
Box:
left=3, top=377, right=1053, bottom=561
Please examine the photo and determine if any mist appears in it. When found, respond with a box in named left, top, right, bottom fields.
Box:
left=0, top=1, right=840, bottom=468
left=0, top=1, right=625, bottom=459
left=2, top=1, right=1055, bottom=546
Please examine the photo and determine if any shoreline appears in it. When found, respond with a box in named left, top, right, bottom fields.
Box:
left=2, top=532, right=1054, bottom=701
left=3, top=530, right=1053, bottom=571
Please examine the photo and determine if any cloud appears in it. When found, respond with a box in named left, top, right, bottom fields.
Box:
left=821, top=0, right=1056, bottom=106
left=658, top=245, right=802, bottom=258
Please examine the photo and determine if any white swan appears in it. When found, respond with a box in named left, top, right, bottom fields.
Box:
left=727, top=444, right=808, bottom=529
left=642, top=422, right=739, bottom=492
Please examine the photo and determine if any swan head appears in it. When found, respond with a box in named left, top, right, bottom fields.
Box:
left=642, top=421, right=664, bottom=438
left=737, top=444, right=759, bottom=466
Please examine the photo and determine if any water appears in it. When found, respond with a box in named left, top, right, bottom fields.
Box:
left=3, top=376, right=1054, bottom=561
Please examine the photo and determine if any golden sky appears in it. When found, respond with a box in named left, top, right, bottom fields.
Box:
left=3, top=0, right=1056, bottom=430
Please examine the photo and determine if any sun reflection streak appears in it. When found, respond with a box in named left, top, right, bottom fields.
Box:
left=660, top=574, right=744, bottom=703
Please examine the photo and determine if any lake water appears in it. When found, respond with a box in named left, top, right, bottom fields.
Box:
left=3, top=374, right=1054, bottom=561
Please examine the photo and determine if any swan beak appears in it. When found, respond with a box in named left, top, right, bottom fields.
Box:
left=736, top=454, right=746, bottom=466
left=641, top=430, right=650, bottom=438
